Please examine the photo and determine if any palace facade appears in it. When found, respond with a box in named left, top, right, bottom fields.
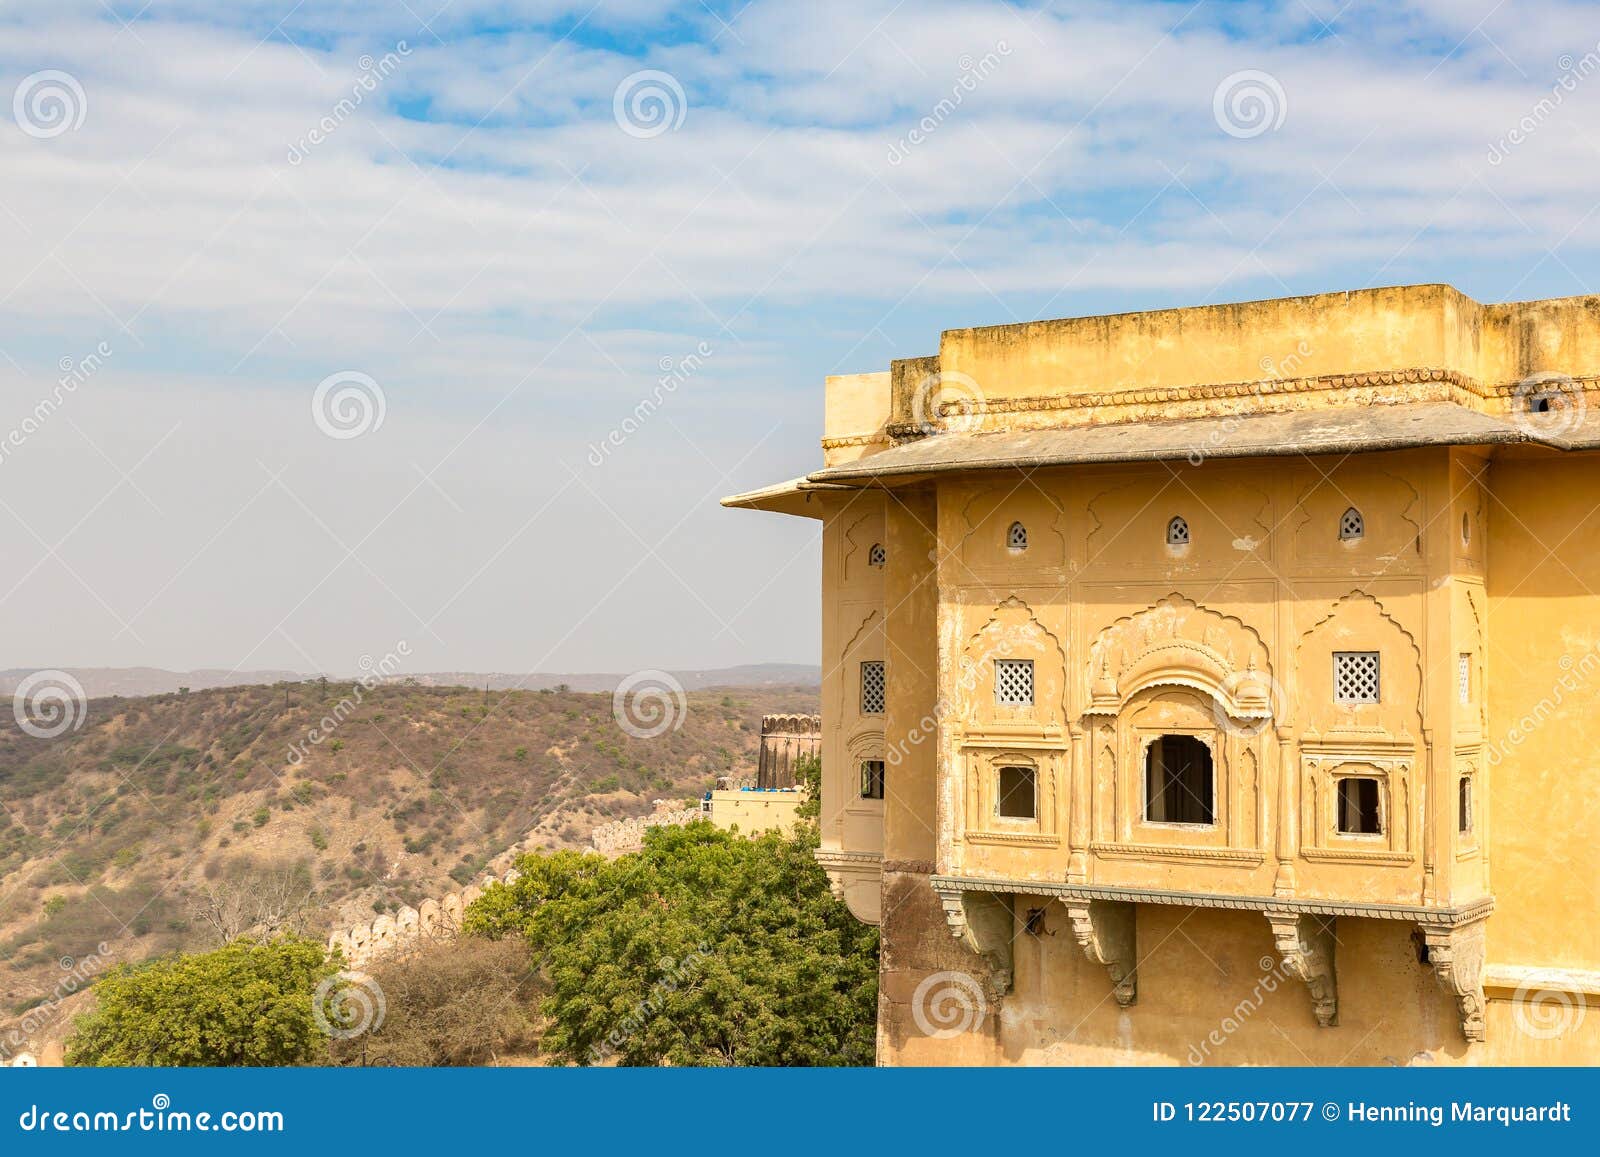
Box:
left=726, top=284, right=1600, bottom=1065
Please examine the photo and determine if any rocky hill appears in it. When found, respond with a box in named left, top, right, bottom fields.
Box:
left=0, top=679, right=817, bottom=1021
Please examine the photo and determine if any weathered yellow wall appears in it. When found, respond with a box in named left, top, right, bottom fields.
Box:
left=707, top=790, right=800, bottom=836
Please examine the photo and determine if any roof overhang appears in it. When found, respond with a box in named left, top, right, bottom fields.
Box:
left=720, top=475, right=848, bottom=518
left=807, top=402, right=1540, bottom=486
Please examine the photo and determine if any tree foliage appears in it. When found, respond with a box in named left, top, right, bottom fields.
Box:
left=65, top=937, right=338, bottom=1066
left=464, top=822, right=878, bottom=1066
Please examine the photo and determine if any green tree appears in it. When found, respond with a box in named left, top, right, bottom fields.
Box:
left=65, top=937, right=339, bottom=1066
left=465, top=821, right=878, bottom=1066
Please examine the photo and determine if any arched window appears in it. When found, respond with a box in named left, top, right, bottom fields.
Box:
left=1339, top=507, right=1364, bottom=541
left=1006, top=521, right=1028, bottom=551
left=867, top=542, right=885, bottom=568
left=1144, top=735, right=1213, bottom=825
left=1166, top=516, right=1189, bottom=546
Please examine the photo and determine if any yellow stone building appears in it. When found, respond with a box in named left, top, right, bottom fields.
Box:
left=725, top=284, right=1600, bottom=1065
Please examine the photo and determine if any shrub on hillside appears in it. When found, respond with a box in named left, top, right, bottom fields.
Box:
left=65, top=937, right=337, bottom=1066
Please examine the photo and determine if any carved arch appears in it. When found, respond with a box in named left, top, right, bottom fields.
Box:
left=1085, top=594, right=1275, bottom=722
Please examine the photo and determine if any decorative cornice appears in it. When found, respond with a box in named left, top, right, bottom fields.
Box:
left=965, top=832, right=1061, bottom=848
left=820, top=432, right=889, bottom=449
left=930, top=873, right=1495, bottom=925
left=882, top=858, right=935, bottom=874
left=948, top=367, right=1483, bottom=417
left=814, top=848, right=883, bottom=869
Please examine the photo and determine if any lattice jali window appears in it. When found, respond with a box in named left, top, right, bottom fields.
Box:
left=994, top=659, right=1034, bottom=706
left=1339, top=507, right=1365, bottom=540
left=1006, top=521, right=1028, bottom=551
left=1333, top=651, right=1381, bottom=704
left=1458, top=653, right=1471, bottom=704
left=1167, top=515, right=1189, bottom=545
left=867, top=542, right=885, bottom=568
left=860, top=661, right=885, bottom=715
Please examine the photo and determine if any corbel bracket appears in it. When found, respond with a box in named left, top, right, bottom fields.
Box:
left=1061, top=899, right=1137, bottom=1007
left=1265, top=912, right=1338, bottom=1027
left=1419, top=918, right=1488, bottom=1043
left=934, top=887, right=1014, bottom=998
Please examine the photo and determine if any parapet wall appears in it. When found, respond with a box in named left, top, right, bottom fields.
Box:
left=589, top=807, right=702, bottom=855
left=326, top=866, right=523, bottom=970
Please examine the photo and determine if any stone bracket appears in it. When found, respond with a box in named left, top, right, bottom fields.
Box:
left=1419, top=918, right=1488, bottom=1043
left=1062, top=899, right=1138, bottom=1007
left=1266, top=912, right=1338, bottom=1027
left=935, top=887, right=1014, bottom=998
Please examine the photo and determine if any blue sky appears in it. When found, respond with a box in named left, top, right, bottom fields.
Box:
left=1, top=0, right=1597, bottom=676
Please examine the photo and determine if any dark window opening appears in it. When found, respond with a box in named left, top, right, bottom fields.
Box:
left=860, top=759, right=885, bottom=800
left=1337, top=777, right=1383, bottom=835
left=1458, top=776, right=1472, bottom=833
left=997, top=765, right=1037, bottom=819
left=1144, top=735, right=1213, bottom=825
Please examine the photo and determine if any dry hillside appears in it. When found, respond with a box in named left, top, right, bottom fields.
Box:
left=0, top=680, right=818, bottom=1019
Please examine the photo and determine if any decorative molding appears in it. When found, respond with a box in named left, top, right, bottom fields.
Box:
left=1300, top=847, right=1415, bottom=865
left=1419, top=918, right=1488, bottom=1044
left=1266, top=912, right=1338, bottom=1027
left=882, top=858, right=935, bottom=874
left=930, top=872, right=1494, bottom=925
left=1482, top=964, right=1600, bottom=996
left=820, top=432, right=889, bottom=449
left=964, top=831, right=1062, bottom=848
left=942, top=367, right=1485, bottom=417
left=1089, top=841, right=1265, bottom=866
left=1062, top=899, right=1138, bottom=1006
